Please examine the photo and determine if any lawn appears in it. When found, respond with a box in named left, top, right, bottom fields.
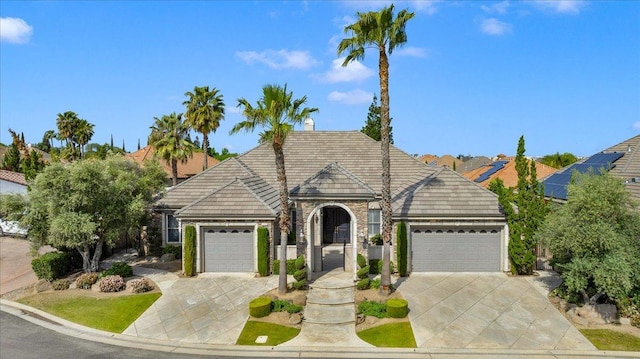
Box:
left=18, top=291, right=161, bottom=333
left=236, top=321, right=300, bottom=346
left=357, top=322, right=417, bottom=348
left=580, top=329, right=640, bottom=351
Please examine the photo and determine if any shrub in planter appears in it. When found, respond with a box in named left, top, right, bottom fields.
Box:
left=249, top=296, right=272, bottom=318
left=357, top=265, right=370, bottom=280
left=293, top=279, right=307, bottom=290
left=357, top=278, right=371, bottom=290
left=357, top=253, right=367, bottom=269
left=52, top=279, right=70, bottom=291
left=31, top=252, right=69, bottom=281
left=358, top=300, right=386, bottom=318
left=183, top=225, right=196, bottom=277
left=386, top=298, right=408, bottom=318
left=101, top=262, right=133, bottom=278
left=370, top=278, right=381, bottom=289
left=272, top=299, right=302, bottom=313
left=293, top=268, right=307, bottom=282
left=294, top=255, right=305, bottom=270
left=128, top=278, right=154, bottom=293
left=257, top=227, right=269, bottom=276
left=99, top=275, right=126, bottom=292
left=76, top=272, right=99, bottom=289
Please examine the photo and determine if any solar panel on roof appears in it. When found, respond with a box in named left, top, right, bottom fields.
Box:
left=584, top=152, right=624, bottom=166
left=474, top=160, right=509, bottom=183
left=544, top=183, right=568, bottom=200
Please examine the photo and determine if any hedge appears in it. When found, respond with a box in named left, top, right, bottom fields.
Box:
left=249, top=296, right=272, bottom=318
left=31, top=252, right=69, bottom=281
left=396, top=221, right=408, bottom=277
left=257, top=227, right=269, bottom=276
left=386, top=298, right=408, bottom=318
left=183, top=225, right=196, bottom=276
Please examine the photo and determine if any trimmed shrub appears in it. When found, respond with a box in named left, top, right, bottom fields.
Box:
left=272, top=299, right=302, bottom=314
left=293, top=279, right=307, bottom=290
left=128, top=278, right=154, bottom=293
left=162, top=245, right=181, bottom=259
left=293, top=268, right=307, bottom=282
left=357, top=278, right=371, bottom=290
left=272, top=259, right=296, bottom=275
left=293, top=255, right=307, bottom=290
left=257, top=227, right=270, bottom=276
left=357, top=265, right=370, bottom=280
left=386, top=298, right=408, bottom=318
left=101, top=262, right=133, bottom=278
left=99, top=275, right=126, bottom=292
left=52, top=279, right=70, bottom=291
left=358, top=300, right=387, bottom=318
left=249, top=296, right=272, bottom=318
left=369, top=259, right=381, bottom=274
left=357, top=253, right=367, bottom=269
left=370, top=278, right=381, bottom=289
left=396, top=222, right=408, bottom=277
left=294, top=255, right=305, bottom=270
left=31, top=252, right=69, bottom=281
left=75, top=272, right=99, bottom=289
left=183, top=225, right=196, bottom=277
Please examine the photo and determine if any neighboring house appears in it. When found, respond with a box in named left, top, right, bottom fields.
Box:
left=155, top=130, right=508, bottom=277
left=0, top=170, right=28, bottom=236
left=458, top=156, right=493, bottom=174
left=418, top=154, right=463, bottom=171
left=126, top=145, right=219, bottom=184
left=543, top=134, right=640, bottom=204
left=463, top=159, right=558, bottom=189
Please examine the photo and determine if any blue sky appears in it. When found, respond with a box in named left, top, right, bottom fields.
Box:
left=1, top=1, right=639, bottom=158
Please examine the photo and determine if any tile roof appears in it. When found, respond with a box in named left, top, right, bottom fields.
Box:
left=463, top=159, right=558, bottom=189
left=125, top=145, right=218, bottom=180
left=159, top=131, right=504, bottom=219
left=418, top=154, right=463, bottom=170
left=0, top=170, right=27, bottom=186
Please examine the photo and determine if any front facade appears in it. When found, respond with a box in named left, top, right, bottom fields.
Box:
left=155, top=130, right=508, bottom=276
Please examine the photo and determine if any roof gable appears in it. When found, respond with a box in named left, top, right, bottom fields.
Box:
left=290, top=162, right=375, bottom=198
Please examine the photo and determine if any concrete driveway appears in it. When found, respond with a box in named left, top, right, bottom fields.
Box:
left=395, top=273, right=596, bottom=350
left=0, top=236, right=53, bottom=296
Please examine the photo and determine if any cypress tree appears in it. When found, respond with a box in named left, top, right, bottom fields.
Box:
left=183, top=225, right=196, bottom=276
left=396, top=221, right=407, bottom=277
left=257, top=227, right=269, bottom=276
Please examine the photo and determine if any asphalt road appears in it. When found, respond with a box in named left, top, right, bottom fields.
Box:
left=0, top=311, right=297, bottom=359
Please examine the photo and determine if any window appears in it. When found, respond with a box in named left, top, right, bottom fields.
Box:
left=368, top=209, right=380, bottom=237
left=166, top=214, right=180, bottom=243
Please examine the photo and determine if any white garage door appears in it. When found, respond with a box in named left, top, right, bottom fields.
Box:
left=411, top=228, right=501, bottom=272
left=203, top=227, right=254, bottom=272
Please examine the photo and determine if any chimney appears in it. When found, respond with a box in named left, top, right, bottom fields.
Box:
left=304, top=118, right=315, bottom=131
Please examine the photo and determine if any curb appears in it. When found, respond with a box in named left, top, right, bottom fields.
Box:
left=2, top=299, right=640, bottom=358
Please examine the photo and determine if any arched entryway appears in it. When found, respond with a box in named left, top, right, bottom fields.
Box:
left=305, top=203, right=358, bottom=276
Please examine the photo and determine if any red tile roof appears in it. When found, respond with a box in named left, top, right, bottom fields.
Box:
left=0, top=170, right=27, bottom=186
left=463, top=159, right=558, bottom=188
left=125, top=145, right=218, bottom=179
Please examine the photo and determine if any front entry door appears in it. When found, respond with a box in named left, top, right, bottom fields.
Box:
left=322, top=207, right=350, bottom=244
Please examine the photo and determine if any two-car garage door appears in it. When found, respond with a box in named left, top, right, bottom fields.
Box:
left=203, top=227, right=254, bottom=272
left=411, top=228, right=501, bottom=272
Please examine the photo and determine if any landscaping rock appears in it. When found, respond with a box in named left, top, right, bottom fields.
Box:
left=292, top=292, right=307, bottom=307
left=574, top=304, right=617, bottom=324
left=365, top=316, right=378, bottom=325
left=620, top=317, right=632, bottom=326
left=356, top=313, right=365, bottom=324
left=160, top=253, right=176, bottom=263
left=289, top=313, right=303, bottom=325
left=34, top=279, right=51, bottom=293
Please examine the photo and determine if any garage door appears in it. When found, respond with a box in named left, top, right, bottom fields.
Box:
left=203, top=228, right=254, bottom=272
left=411, top=228, right=501, bottom=272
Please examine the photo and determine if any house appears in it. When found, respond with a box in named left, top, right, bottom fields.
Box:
left=458, top=156, right=493, bottom=174
left=155, top=129, right=508, bottom=276
left=126, top=145, right=218, bottom=184
left=463, top=159, right=558, bottom=189
left=0, top=170, right=27, bottom=194
left=418, top=154, right=463, bottom=171
left=543, top=134, right=640, bottom=204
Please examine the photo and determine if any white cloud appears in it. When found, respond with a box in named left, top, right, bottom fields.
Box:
left=481, top=1, right=510, bottom=14
left=532, top=0, right=585, bottom=14
left=633, top=122, right=640, bottom=131
left=316, top=58, right=375, bottom=83
left=226, top=106, right=241, bottom=114
left=481, top=18, right=512, bottom=35
left=0, top=17, right=33, bottom=44
left=235, top=49, right=319, bottom=70
left=327, top=89, right=373, bottom=105
left=394, top=46, right=429, bottom=58
left=410, top=0, right=439, bottom=15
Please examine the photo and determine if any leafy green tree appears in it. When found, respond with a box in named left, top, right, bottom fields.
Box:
left=361, top=95, right=393, bottom=144
left=232, top=83, right=318, bottom=294
left=1, top=142, right=21, bottom=172
left=209, top=147, right=238, bottom=162
left=15, top=155, right=166, bottom=272
left=21, top=150, right=45, bottom=181
left=149, top=113, right=196, bottom=186
left=338, top=4, right=414, bottom=295
left=537, top=170, right=640, bottom=304
left=540, top=152, right=578, bottom=169
left=183, top=86, right=225, bottom=170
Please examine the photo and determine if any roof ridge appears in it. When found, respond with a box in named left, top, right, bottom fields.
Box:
left=237, top=176, right=280, bottom=215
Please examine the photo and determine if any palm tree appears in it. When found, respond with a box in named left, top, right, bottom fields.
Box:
left=149, top=113, right=196, bottom=186
left=56, top=111, right=79, bottom=150
left=183, top=86, right=225, bottom=170
left=231, top=84, right=318, bottom=294
left=74, top=119, right=95, bottom=159
left=338, top=4, right=414, bottom=295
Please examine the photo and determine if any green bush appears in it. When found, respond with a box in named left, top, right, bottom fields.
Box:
left=357, top=253, right=367, bottom=269
left=257, top=227, right=269, bottom=276
left=75, top=272, right=99, bottom=289
left=272, top=299, right=302, bottom=314
left=249, top=296, right=272, bottom=318
left=357, top=278, right=371, bottom=290
left=293, top=268, right=307, bottom=282
left=357, top=265, right=370, bottom=280
left=618, top=292, right=640, bottom=328
left=396, top=222, right=407, bottom=277
left=370, top=278, right=381, bottom=289
left=370, top=234, right=382, bottom=245
left=293, top=255, right=306, bottom=290
left=101, top=262, right=133, bottom=278
left=98, top=275, right=126, bottom=292
left=358, top=300, right=387, bottom=318
left=31, top=252, right=69, bottom=281
left=386, top=298, right=408, bottom=318
left=294, top=255, right=305, bottom=270
left=162, top=245, right=181, bottom=259
left=369, top=259, right=381, bottom=274
left=273, top=259, right=296, bottom=275
left=293, top=279, right=307, bottom=290
left=52, top=279, right=70, bottom=291
left=183, top=225, right=196, bottom=277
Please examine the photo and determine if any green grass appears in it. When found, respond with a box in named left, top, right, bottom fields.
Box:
left=236, top=321, right=300, bottom=346
left=357, top=322, right=417, bottom=348
left=580, top=329, right=640, bottom=351
left=18, top=292, right=161, bottom=333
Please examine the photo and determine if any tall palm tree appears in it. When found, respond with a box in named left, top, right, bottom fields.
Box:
left=231, top=84, right=318, bottom=294
left=149, top=112, right=196, bottom=186
left=338, top=4, right=414, bottom=295
left=74, top=119, right=95, bottom=159
left=183, top=86, right=225, bottom=170
left=56, top=111, right=79, bottom=150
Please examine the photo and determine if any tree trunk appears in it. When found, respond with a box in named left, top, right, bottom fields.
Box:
left=171, top=159, right=178, bottom=186
left=80, top=245, right=91, bottom=273
left=379, top=47, right=392, bottom=296
left=90, top=239, right=104, bottom=272
left=202, top=133, right=208, bottom=170
left=274, top=141, right=290, bottom=294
